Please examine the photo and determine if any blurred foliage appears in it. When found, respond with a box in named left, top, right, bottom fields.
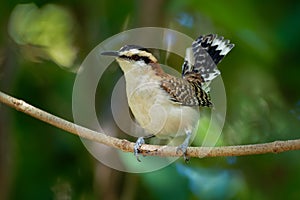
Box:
left=8, top=3, right=78, bottom=69
left=0, top=0, right=300, bottom=200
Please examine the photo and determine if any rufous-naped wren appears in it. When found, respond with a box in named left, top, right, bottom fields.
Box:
left=102, top=34, right=234, bottom=161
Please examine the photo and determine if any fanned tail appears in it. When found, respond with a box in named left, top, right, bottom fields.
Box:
left=182, top=34, right=234, bottom=83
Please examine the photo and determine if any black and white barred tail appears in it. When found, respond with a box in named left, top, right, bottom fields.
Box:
left=182, top=34, right=234, bottom=83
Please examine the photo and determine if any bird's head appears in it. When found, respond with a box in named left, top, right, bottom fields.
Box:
left=101, top=45, right=158, bottom=71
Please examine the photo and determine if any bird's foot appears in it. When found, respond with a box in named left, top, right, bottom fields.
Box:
left=134, top=137, right=145, bottom=162
left=176, top=143, right=190, bottom=163
left=176, top=130, right=192, bottom=162
left=133, top=135, right=155, bottom=162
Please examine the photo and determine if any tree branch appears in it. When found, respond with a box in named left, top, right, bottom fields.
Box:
left=1, top=90, right=300, bottom=158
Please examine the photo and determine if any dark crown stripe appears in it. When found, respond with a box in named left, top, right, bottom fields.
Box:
left=120, top=55, right=152, bottom=64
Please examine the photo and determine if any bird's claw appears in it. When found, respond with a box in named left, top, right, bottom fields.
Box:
left=134, top=137, right=145, bottom=162
left=176, top=143, right=190, bottom=162
left=176, top=130, right=192, bottom=162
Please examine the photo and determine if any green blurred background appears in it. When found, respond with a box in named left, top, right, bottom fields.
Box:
left=1, top=0, right=300, bottom=199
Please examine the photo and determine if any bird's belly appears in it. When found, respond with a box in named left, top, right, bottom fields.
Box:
left=127, top=81, right=199, bottom=138
left=123, top=66, right=199, bottom=139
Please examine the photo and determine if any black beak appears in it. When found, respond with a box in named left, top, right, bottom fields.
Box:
left=101, top=51, right=119, bottom=57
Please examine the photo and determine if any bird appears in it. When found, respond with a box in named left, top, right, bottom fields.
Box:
left=101, top=34, right=234, bottom=161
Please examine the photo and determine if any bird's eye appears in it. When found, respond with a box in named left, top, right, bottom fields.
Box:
left=132, top=55, right=139, bottom=61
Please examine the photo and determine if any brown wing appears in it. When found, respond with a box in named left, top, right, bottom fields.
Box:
left=160, top=75, right=212, bottom=107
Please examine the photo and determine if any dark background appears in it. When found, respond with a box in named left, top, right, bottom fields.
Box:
left=1, top=0, right=300, bottom=199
